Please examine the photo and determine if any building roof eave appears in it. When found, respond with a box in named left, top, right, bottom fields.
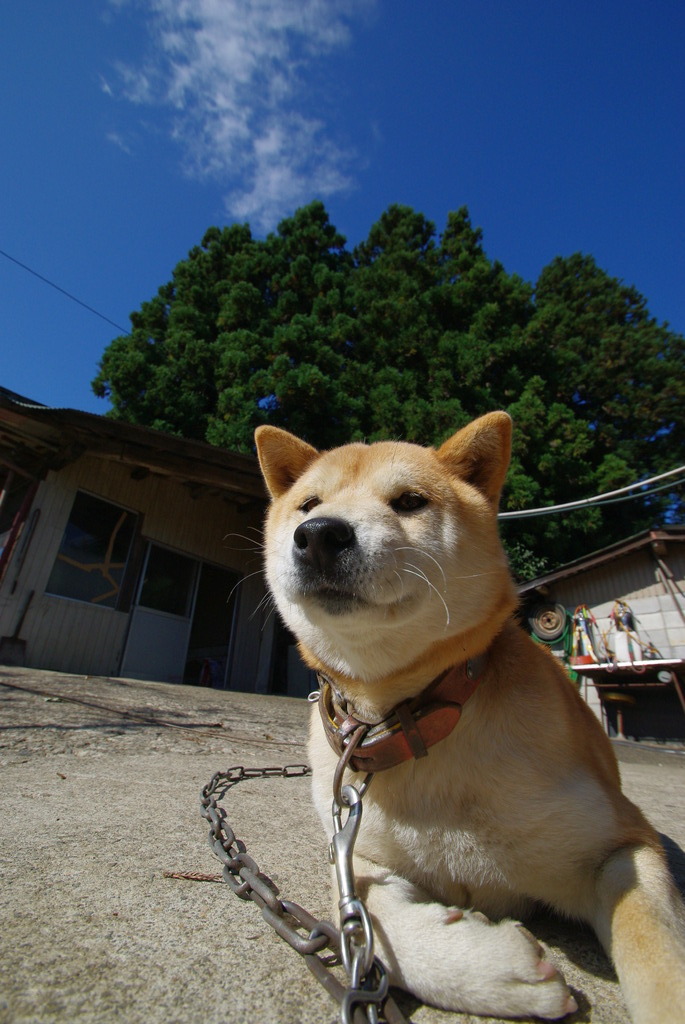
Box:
left=0, top=386, right=267, bottom=502
left=518, top=526, right=685, bottom=595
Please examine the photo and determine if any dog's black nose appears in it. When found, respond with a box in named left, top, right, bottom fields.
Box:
left=293, top=516, right=355, bottom=573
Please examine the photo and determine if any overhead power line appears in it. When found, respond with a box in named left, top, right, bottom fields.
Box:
left=0, top=247, right=130, bottom=335
left=499, top=465, right=685, bottom=520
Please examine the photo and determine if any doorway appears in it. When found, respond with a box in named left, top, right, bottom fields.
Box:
left=120, top=542, right=240, bottom=686
left=183, top=561, right=240, bottom=686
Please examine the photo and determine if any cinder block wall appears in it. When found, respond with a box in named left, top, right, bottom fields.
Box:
left=586, top=594, right=685, bottom=661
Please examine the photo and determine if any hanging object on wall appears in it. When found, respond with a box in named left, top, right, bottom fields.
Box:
left=571, top=605, right=608, bottom=664
left=607, top=600, right=662, bottom=663
left=528, top=602, right=568, bottom=642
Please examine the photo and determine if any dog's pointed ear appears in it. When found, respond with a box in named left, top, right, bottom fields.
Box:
left=255, top=425, right=320, bottom=498
left=436, top=412, right=512, bottom=507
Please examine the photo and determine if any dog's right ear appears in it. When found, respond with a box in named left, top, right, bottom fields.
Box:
left=436, top=412, right=512, bottom=508
left=254, top=426, right=320, bottom=498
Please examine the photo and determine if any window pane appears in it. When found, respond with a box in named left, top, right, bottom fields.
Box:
left=46, top=492, right=137, bottom=608
left=139, top=545, right=197, bottom=617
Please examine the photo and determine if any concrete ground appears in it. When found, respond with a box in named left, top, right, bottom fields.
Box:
left=1, top=666, right=684, bottom=1024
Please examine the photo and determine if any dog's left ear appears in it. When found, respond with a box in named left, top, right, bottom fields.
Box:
left=255, top=425, right=320, bottom=498
left=437, top=412, right=512, bottom=507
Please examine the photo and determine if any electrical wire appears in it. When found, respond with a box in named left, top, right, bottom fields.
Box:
left=499, top=466, right=685, bottom=520
left=595, top=476, right=685, bottom=509
left=0, top=247, right=130, bottom=335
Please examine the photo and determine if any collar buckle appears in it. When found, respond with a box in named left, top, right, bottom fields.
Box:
left=317, top=653, right=487, bottom=773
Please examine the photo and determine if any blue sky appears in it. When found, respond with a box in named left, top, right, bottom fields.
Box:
left=2, top=1, right=683, bottom=414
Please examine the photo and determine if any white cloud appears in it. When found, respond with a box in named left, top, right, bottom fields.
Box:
left=105, top=130, right=133, bottom=155
left=109, top=0, right=374, bottom=231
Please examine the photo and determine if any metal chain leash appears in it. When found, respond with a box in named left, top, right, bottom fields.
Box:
left=200, top=759, right=408, bottom=1024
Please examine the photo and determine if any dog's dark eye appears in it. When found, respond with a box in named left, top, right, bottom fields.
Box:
left=299, top=496, right=321, bottom=514
left=391, top=492, right=429, bottom=513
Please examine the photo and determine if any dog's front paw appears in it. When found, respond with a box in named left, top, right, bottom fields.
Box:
left=356, top=866, right=576, bottom=1020
left=382, top=903, right=576, bottom=1020
left=452, top=913, right=577, bottom=1020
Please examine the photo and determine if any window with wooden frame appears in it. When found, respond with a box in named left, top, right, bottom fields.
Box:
left=45, top=491, right=138, bottom=609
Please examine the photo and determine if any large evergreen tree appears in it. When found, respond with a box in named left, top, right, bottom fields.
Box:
left=92, top=201, right=684, bottom=575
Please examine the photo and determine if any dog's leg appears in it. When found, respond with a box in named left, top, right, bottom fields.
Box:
left=352, top=855, right=576, bottom=1020
left=593, top=843, right=685, bottom=1024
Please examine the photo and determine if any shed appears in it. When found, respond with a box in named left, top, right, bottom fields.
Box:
left=0, top=387, right=308, bottom=696
left=519, top=527, right=685, bottom=742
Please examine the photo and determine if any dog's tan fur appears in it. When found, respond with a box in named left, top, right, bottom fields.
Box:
left=256, top=413, right=685, bottom=1022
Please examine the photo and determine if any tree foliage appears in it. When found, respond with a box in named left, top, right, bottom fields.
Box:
left=92, top=201, right=685, bottom=576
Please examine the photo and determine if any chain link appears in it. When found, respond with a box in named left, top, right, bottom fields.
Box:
left=200, top=763, right=408, bottom=1024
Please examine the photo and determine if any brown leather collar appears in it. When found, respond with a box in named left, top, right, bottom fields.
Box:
left=317, top=653, right=487, bottom=774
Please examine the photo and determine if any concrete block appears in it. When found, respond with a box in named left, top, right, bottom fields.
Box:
left=645, top=631, right=670, bottom=657
left=633, top=611, right=666, bottom=634
left=666, top=629, right=685, bottom=652
left=630, top=596, right=662, bottom=615
left=664, top=608, right=685, bottom=632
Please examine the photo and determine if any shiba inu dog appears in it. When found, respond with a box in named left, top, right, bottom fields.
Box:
left=255, top=412, right=685, bottom=1022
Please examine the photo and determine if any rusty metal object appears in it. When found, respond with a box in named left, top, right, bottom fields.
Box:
left=200, top=763, right=407, bottom=1024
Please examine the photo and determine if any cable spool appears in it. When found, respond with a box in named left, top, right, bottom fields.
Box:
left=529, top=602, right=567, bottom=642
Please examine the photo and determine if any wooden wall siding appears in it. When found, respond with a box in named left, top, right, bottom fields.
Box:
left=0, top=454, right=269, bottom=680
left=30, top=598, right=128, bottom=676
left=551, top=550, right=663, bottom=610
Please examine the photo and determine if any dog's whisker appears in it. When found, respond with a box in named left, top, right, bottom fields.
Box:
left=250, top=585, right=281, bottom=623
left=390, top=569, right=405, bottom=601
left=394, top=546, right=447, bottom=590
left=258, top=601, right=277, bottom=632
left=223, top=531, right=265, bottom=552
left=251, top=590, right=273, bottom=618
left=450, top=570, right=499, bottom=580
left=400, top=567, right=451, bottom=627
left=244, top=525, right=265, bottom=538
left=226, top=568, right=266, bottom=609
left=402, top=560, right=432, bottom=586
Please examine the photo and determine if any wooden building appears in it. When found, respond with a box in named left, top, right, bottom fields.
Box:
left=520, top=527, right=685, bottom=742
left=0, top=387, right=308, bottom=696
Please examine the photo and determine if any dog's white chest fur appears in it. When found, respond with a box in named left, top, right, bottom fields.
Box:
left=309, top=701, right=618, bottom=921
